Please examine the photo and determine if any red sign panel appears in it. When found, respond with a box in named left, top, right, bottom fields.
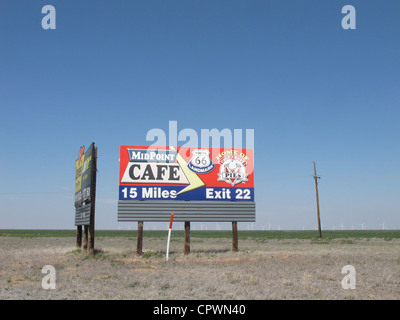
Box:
left=119, top=146, right=254, bottom=201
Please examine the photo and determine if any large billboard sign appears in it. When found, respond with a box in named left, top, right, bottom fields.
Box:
left=118, top=146, right=254, bottom=202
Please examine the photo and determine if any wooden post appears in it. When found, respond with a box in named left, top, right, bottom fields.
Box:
left=88, top=146, right=97, bottom=255
left=83, top=225, right=88, bottom=249
left=184, top=221, right=190, bottom=255
left=313, top=161, right=322, bottom=239
left=88, top=222, right=95, bottom=256
left=232, top=221, right=238, bottom=252
left=76, top=226, right=82, bottom=248
left=137, top=221, right=144, bottom=255
left=88, top=205, right=95, bottom=255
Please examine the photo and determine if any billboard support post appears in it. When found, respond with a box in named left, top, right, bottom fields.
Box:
left=137, top=221, right=144, bottom=255
left=83, top=225, right=88, bottom=249
left=184, top=221, right=190, bottom=255
left=76, top=226, right=82, bottom=248
left=232, top=221, right=238, bottom=252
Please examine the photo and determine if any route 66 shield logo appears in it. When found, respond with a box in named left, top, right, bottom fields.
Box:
left=188, top=149, right=215, bottom=174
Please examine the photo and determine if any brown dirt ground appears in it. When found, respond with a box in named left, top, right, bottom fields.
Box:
left=0, top=236, right=399, bottom=300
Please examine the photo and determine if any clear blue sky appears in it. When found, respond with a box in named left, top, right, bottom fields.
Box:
left=0, top=0, right=399, bottom=230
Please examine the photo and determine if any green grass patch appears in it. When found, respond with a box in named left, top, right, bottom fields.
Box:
left=0, top=229, right=399, bottom=240
left=0, top=229, right=76, bottom=238
left=142, top=251, right=164, bottom=259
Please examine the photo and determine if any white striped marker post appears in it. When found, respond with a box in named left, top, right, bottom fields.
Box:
left=166, top=213, right=174, bottom=261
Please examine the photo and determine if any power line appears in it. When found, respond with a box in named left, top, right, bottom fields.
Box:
left=0, top=189, right=116, bottom=196
left=0, top=191, right=72, bottom=196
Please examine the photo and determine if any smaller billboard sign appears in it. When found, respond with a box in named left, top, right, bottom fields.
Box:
left=75, top=143, right=96, bottom=226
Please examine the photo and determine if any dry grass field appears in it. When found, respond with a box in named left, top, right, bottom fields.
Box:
left=0, top=232, right=399, bottom=300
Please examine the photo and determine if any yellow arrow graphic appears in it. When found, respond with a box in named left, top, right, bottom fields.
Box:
left=170, top=146, right=205, bottom=195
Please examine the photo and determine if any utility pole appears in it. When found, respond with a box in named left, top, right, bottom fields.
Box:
left=313, top=161, right=322, bottom=238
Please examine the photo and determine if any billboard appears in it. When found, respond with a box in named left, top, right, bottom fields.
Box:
left=75, top=143, right=96, bottom=225
left=118, top=146, right=254, bottom=202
